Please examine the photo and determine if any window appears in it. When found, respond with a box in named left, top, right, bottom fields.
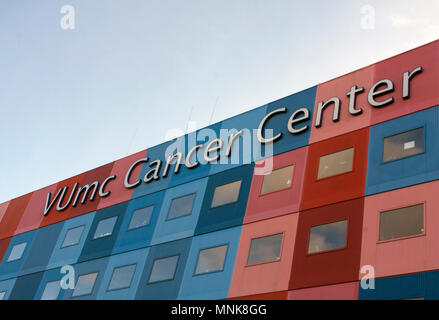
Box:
left=61, top=225, right=85, bottom=248
left=0, top=291, right=6, bottom=300
left=379, top=204, right=424, bottom=241
left=317, top=148, right=354, bottom=180
left=211, top=180, right=242, bottom=208
left=383, top=127, right=424, bottom=163
left=93, top=216, right=117, bottom=239
left=166, top=193, right=196, bottom=220
left=107, top=264, right=137, bottom=291
left=194, top=245, right=228, bottom=275
left=7, top=242, right=27, bottom=262
left=128, top=206, right=153, bottom=230
left=148, top=255, right=179, bottom=284
left=308, top=220, right=348, bottom=254
left=41, top=281, right=61, bottom=300
left=247, top=233, right=283, bottom=265
left=260, top=165, right=294, bottom=195
left=72, top=272, right=98, bottom=297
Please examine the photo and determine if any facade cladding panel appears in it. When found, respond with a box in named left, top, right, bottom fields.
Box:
left=0, top=40, right=438, bottom=299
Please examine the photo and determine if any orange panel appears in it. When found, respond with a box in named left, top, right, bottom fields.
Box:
left=0, top=193, right=32, bottom=239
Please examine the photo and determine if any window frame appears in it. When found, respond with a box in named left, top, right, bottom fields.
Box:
left=6, top=242, right=27, bottom=263
left=165, top=193, right=197, bottom=222
left=40, top=280, right=62, bottom=300
left=306, top=218, right=350, bottom=256
left=315, top=147, right=356, bottom=181
left=192, top=243, right=229, bottom=277
left=71, top=271, right=99, bottom=298
left=106, top=263, right=137, bottom=292
left=92, top=216, right=118, bottom=240
left=258, top=164, right=295, bottom=197
left=127, top=205, right=154, bottom=231
left=60, top=224, right=86, bottom=249
left=147, top=254, right=180, bottom=284
left=245, top=232, right=285, bottom=267
left=381, top=126, right=426, bottom=164
left=210, top=180, right=242, bottom=209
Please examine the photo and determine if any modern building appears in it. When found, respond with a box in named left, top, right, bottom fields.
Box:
left=0, top=40, right=438, bottom=300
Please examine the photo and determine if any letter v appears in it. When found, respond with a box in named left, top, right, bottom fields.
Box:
left=43, top=188, right=64, bottom=216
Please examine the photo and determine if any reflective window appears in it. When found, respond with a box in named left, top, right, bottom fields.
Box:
left=166, top=193, right=196, bottom=220
left=107, top=264, right=136, bottom=291
left=7, top=242, right=27, bottom=262
left=317, top=148, right=354, bottom=180
left=308, top=220, right=348, bottom=254
left=194, top=245, right=228, bottom=275
left=211, top=180, right=242, bottom=208
left=247, top=233, right=283, bottom=265
left=128, top=206, right=153, bottom=230
left=383, top=127, right=424, bottom=163
left=41, top=281, right=61, bottom=300
left=93, top=216, right=117, bottom=239
left=61, top=225, right=85, bottom=248
left=260, top=165, right=294, bottom=195
left=148, top=255, right=179, bottom=283
left=72, top=272, right=98, bottom=297
left=379, top=204, right=424, bottom=241
left=0, top=291, right=6, bottom=300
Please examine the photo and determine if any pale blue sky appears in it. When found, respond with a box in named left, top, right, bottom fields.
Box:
left=1, top=0, right=438, bottom=203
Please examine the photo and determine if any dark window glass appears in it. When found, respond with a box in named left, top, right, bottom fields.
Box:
left=247, top=233, right=283, bottom=265
left=128, top=206, right=153, bottom=230
left=148, top=255, right=179, bottom=283
left=379, top=204, right=424, bottom=241
left=211, top=180, right=241, bottom=208
left=317, top=148, right=354, bottom=180
left=383, top=127, right=424, bottom=163
left=308, top=220, right=348, bottom=254
left=260, top=165, right=294, bottom=195
left=107, top=264, right=136, bottom=291
left=166, top=194, right=196, bottom=220
left=93, top=216, right=117, bottom=239
left=72, top=272, right=98, bottom=297
left=194, top=245, right=228, bottom=275
left=61, top=225, right=85, bottom=248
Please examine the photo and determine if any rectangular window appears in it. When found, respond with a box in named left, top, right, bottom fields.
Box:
left=194, top=245, right=228, bottom=275
left=148, top=255, right=179, bottom=284
left=308, top=220, right=348, bottom=254
left=317, top=148, right=354, bottom=180
left=72, top=272, right=98, bottom=297
left=7, top=242, right=27, bottom=262
left=383, top=127, right=424, bottom=163
left=211, top=180, right=242, bottom=208
left=379, top=204, right=424, bottom=241
left=247, top=233, right=283, bottom=265
left=128, top=206, right=153, bottom=230
left=41, top=281, right=61, bottom=300
left=166, top=193, right=196, bottom=220
left=93, top=216, right=117, bottom=239
left=107, top=264, right=137, bottom=291
left=61, top=225, right=85, bottom=248
left=260, top=165, right=294, bottom=195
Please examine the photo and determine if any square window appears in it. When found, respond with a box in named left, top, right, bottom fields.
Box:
left=308, top=220, right=348, bottom=254
left=247, top=233, right=283, bottom=265
left=0, top=291, right=6, bottom=300
left=148, top=255, right=179, bottom=284
left=61, top=225, right=85, bottom=248
left=107, top=264, right=137, bottom=291
left=317, top=148, right=354, bottom=180
left=93, top=216, right=117, bottom=239
left=194, top=245, right=228, bottom=275
left=211, top=180, right=242, bottom=208
left=7, top=242, right=27, bottom=262
left=379, top=204, right=424, bottom=241
left=72, top=272, right=98, bottom=297
left=260, top=165, right=294, bottom=195
left=41, top=280, right=61, bottom=300
left=383, top=127, right=424, bottom=163
left=128, top=206, right=153, bottom=230
left=166, top=193, right=196, bottom=220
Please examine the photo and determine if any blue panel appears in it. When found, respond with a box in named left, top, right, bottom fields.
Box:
left=19, top=222, right=64, bottom=276
left=47, top=211, right=96, bottom=269
left=0, top=278, right=17, bottom=300
left=178, top=226, right=242, bottom=300
left=135, top=237, right=192, bottom=300
left=195, top=164, right=254, bottom=236
left=0, top=230, right=37, bottom=281
left=151, top=177, right=208, bottom=245
left=34, top=267, right=66, bottom=300
left=97, top=248, right=149, bottom=300
left=78, top=202, right=128, bottom=263
left=366, top=106, right=439, bottom=195
left=358, top=270, right=439, bottom=300
left=8, top=271, right=44, bottom=300
left=112, top=192, right=164, bottom=255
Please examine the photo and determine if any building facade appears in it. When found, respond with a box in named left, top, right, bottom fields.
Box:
left=0, top=40, right=438, bottom=300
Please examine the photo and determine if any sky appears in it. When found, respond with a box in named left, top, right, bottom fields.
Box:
left=0, top=0, right=438, bottom=203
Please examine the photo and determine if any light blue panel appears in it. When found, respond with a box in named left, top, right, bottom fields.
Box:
left=178, top=226, right=242, bottom=300
left=47, top=211, right=96, bottom=270
left=34, top=267, right=66, bottom=300
left=151, top=177, right=208, bottom=245
left=366, top=106, right=439, bottom=195
left=96, top=247, right=149, bottom=300
left=0, top=278, right=17, bottom=300
left=112, top=192, right=164, bottom=255
left=0, top=229, right=37, bottom=281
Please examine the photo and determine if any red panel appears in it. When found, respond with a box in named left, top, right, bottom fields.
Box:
left=300, top=128, right=368, bottom=211
left=0, top=193, right=32, bottom=240
left=97, top=149, right=147, bottom=210
left=67, top=162, right=114, bottom=219
left=244, top=147, right=308, bottom=224
left=290, top=198, right=364, bottom=290
left=0, top=237, right=11, bottom=263
left=0, top=202, right=10, bottom=225
left=288, top=282, right=358, bottom=300
left=371, top=40, right=439, bottom=125
left=230, top=291, right=288, bottom=300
